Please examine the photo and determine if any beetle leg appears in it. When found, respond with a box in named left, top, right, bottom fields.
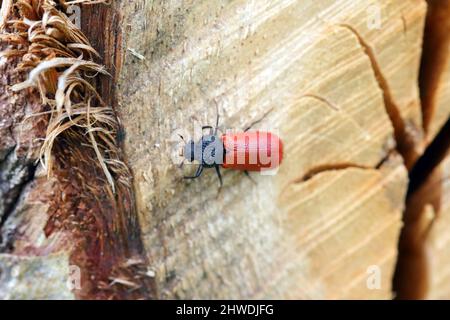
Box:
left=243, top=170, right=257, bottom=185
left=202, top=125, right=214, bottom=135
left=213, top=98, right=220, bottom=135
left=184, top=165, right=203, bottom=179
left=215, top=165, right=223, bottom=187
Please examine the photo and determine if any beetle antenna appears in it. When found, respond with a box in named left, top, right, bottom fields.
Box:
left=213, top=98, right=220, bottom=135
left=178, top=134, right=185, bottom=142
left=215, top=165, right=223, bottom=187
left=243, top=170, right=257, bottom=185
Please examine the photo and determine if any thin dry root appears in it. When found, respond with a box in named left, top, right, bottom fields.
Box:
left=1, top=0, right=125, bottom=192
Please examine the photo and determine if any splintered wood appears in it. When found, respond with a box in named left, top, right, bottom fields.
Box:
left=115, top=0, right=425, bottom=299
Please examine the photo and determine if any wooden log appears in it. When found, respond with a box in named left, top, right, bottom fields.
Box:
left=0, top=0, right=430, bottom=299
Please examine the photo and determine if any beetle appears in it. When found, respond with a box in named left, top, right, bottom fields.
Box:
left=180, top=107, right=283, bottom=186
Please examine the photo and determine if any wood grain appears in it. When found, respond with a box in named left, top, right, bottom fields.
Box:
left=114, top=0, right=425, bottom=299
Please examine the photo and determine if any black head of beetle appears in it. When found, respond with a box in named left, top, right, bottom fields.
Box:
left=181, top=101, right=224, bottom=186
left=184, top=134, right=224, bottom=168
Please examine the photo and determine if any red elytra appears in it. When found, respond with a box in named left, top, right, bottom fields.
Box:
left=221, top=131, right=283, bottom=171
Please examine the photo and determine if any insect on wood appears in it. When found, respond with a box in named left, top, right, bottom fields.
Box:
left=180, top=103, right=283, bottom=186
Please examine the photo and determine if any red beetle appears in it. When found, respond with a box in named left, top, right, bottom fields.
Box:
left=182, top=113, right=283, bottom=186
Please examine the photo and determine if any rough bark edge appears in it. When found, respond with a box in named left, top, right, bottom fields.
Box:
left=0, top=0, right=157, bottom=299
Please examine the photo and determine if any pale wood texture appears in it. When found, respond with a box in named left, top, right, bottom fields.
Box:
left=114, top=0, right=425, bottom=299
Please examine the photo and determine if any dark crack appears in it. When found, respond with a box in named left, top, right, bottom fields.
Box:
left=244, top=107, right=274, bottom=131
left=299, top=94, right=339, bottom=111
left=407, top=117, right=450, bottom=198
left=294, top=163, right=373, bottom=183
left=291, top=146, right=397, bottom=184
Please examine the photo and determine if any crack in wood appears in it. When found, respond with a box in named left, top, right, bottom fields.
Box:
left=337, top=23, right=413, bottom=166
left=408, top=118, right=450, bottom=197
left=293, top=163, right=374, bottom=183
left=300, top=94, right=339, bottom=111
left=244, top=106, right=274, bottom=131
